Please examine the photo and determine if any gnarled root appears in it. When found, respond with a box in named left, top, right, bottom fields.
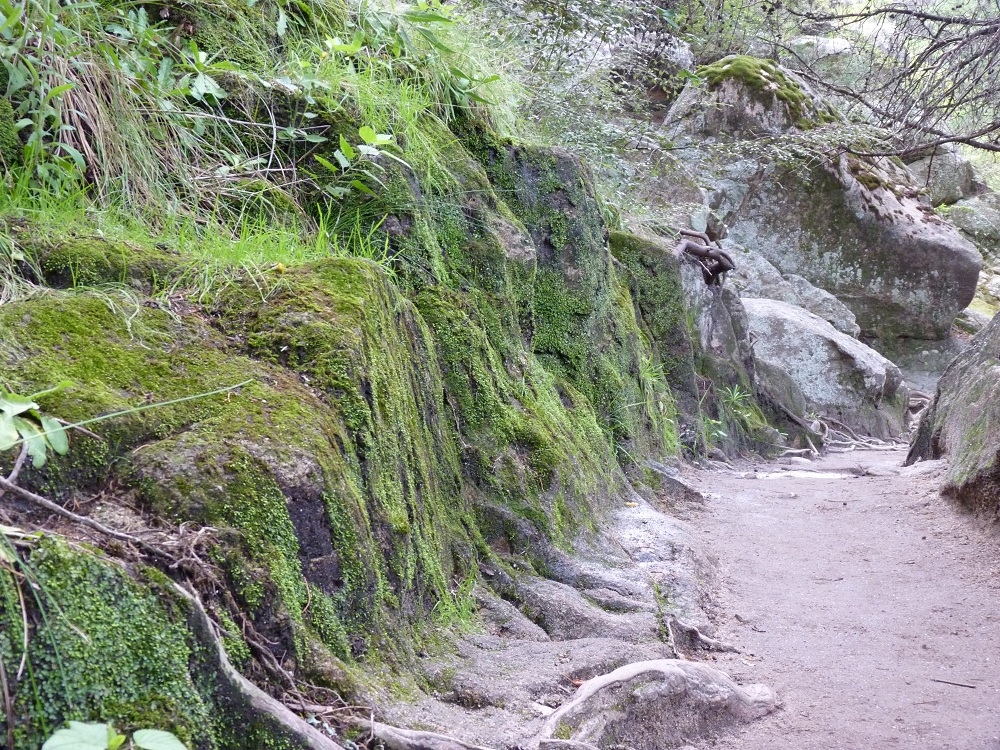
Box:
left=172, top=582, right=349, bottom=750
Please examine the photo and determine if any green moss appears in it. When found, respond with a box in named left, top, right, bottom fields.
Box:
left=697, top=55, right=811, bottom=125
left=30, top=235, right=187, bottom=290
left=0, top=97, right=20, bottom=167
left=0, top=538, right=212, bottom=750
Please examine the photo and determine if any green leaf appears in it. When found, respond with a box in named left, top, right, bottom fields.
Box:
left=0, top=391, right=39, bottom=417
left=414, top=27, right=454, bottom=53
left=332, top=149, right=351, bottom=169
left=349, top=179, right=375, bottom=196
left=403, top=10, right=453, bottom=24
left=339, top=134, right=355, bottom=161
left=0, top=413, right=17, bottom=451
left=44, top=83, right=75, bottom=104
left=358, top=125, right=378, bottom=145
left=107, top=727, right=126, bottom=750
left=190, top=72, right=227, bottom=101
left=13, top=417, right=48, bottom=468
left=40, top=415, right=69, bottom=455
left=133, top=729, right=189, bottom=750
left=42, top=721, right=112, bottom=750
left=313, top=154, right=340, bottom=174
left=276, top=8, right=288, bottom=37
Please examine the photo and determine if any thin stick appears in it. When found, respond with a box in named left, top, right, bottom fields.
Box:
left=0, top=474, right=175, bottom=563
left=0, top=444, right=29, bottom=501
left=929, top=678, right=977, bottom=689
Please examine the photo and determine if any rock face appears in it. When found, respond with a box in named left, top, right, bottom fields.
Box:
left=728, top=244, right=860, bottom=336
left=1, top=122, right=776, bottom=747
left=744, top=298, right=907, bottom=437
left=908, top=313, right=1000, bottom=517
left=906, top=147, right=985, bottom=207
left=947, top=191, right=1000, bottom=262
left=664, top=57, right=983, bottom=343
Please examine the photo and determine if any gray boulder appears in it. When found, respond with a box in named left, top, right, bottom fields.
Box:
left=727, top=152, right=981, bottom=342
left=743, top=298, right=907, bottom=437
left=663, top=59, right=982, bottom=342
left=908, top=312, right=1000, bottom=517
left=906, top=147, right=985, bottom=207
left=728, top=245, right=860, bottom=336
left=946, top=191, right=1000, bottom=262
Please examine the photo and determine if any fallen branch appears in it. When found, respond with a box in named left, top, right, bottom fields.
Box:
left=0, top=444, right=29, bottom=502
left=929, top=678, right=976, bottom=689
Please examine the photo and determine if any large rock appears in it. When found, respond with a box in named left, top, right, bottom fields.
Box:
left=906, top=146, right=985, bottom=207
left=946, top=191, right=1000, bottom=262
left=743, top=298, right=907, bottom=437
left=663, top=57, right=983, bottom=343
left=785, top=36, right=867, bottom=90
left=907, top=313, right=1000, bottom=516
left=728, top=244, right=860, bottom=336
left=728, top=153, right=982, bottom=342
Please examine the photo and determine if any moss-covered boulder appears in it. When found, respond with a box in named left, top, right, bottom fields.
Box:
left=671, top=55, right=836, bottom=136
left=27, top=234, right=187, bottom=290
left=907, top=313, right=1000, bottom=516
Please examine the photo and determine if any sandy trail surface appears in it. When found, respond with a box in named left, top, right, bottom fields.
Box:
left=691, top=448, right=1000, bottom=750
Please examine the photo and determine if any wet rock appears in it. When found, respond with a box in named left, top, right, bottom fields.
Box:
left=743, top=298, right=907, bottom=437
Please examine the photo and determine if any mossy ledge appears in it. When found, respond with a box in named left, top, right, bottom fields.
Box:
left=0, top=132, right=702, bottom=747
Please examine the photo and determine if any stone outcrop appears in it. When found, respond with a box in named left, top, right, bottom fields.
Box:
left=905, top=146, right=985, bottom=207
left=908, top=313, right=1000, bottom=517
left=728, top=243, right=860, bottom=336
left=744, top=298, right=907, bottom=437
left=663, top=56, right=983, bottom=343
left=946, top=191, right=1000, bottom=263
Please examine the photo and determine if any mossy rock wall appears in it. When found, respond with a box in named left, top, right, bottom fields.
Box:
left=460, top=129, right=678, bottom=458
left=0, top=126, right=709, bottom=746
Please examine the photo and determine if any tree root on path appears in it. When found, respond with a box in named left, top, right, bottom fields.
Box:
left=349, top=720, right=495, bottom=750
left=530, top=659, right=776, bottom=749
left=666, top=615, right=739, bottom=658
left=172, top=582, right=349, bottom=750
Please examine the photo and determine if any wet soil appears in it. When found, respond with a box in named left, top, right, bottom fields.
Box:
left=695, top=449, right=1000, bottom=750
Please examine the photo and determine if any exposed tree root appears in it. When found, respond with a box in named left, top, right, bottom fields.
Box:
left=172, top=582, right=349, bottom=750
left=666, top=614, right=738, bottom=658
left=0, top=468, right=174, bottom=562
left=350, top=720, right=495, bottom=750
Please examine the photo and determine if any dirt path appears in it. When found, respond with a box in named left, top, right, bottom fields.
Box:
left=692, top=449, right=1000, bottom=750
